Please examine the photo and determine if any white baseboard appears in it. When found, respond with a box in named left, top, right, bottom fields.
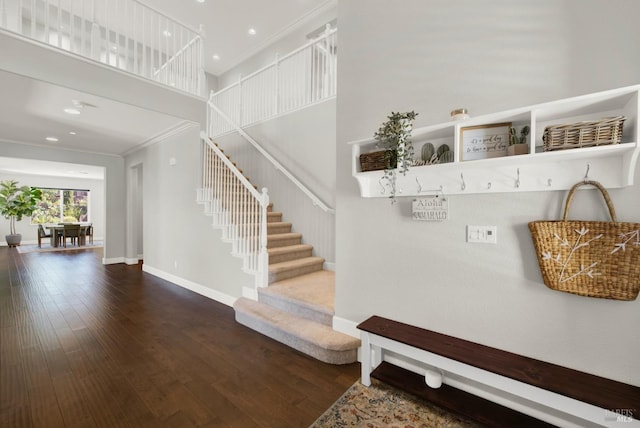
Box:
left=103, top=257, right=125, bottom=264
left=324, top=261, right=336, bottom=271
left=125, top=258, right=140, bottom=265
left=332, top=316, right=359, bottom=338
left=142, top=264, right=236, bottom=307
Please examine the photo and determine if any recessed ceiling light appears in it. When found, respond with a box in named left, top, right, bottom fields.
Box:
left=196, top=0, right=205, bottom=3
left=248, top=28, right=257, bottom=36
left=69, top=131, right=77, bottom=135
left=212, top=54, right=220, bottom=60
left=46, top=137, right=59, bottom=142
left=64, top=107, right=81, bottom=115
left=163, top=30, right=172, bottom=37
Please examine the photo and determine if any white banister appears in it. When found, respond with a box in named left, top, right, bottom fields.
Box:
left=199, top=133, right=270, bottom=289
left=209, top=26, right=337, bottom=135
left=207, top=100, right=335, bottom=214
left=1, top=0, right=205, bottom=97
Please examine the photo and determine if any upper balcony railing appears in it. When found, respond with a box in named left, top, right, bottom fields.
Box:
left=0, top=0, right=206, bottom=97
left=208, top=25, right=337, bottom=137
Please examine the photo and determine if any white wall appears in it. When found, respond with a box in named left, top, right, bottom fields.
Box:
left=216, top=4, right=336, bottom=89
left=125, top=125, right=253, bottom=301
left=216, top=99, right=337, bottom=263
left=0, top=141, right=125, bottom=261
left=0, top=171, right=105, bottom=243
left=336, top=0, right=640, bottom=386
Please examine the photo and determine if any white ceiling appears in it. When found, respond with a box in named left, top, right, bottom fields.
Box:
left=143, top=0, right=335, bottom=76
left=0, top=157, right=105, bottom=180
left=0, top=0, right=331, bottom=177
left=0, top=69, right=188, bottom=156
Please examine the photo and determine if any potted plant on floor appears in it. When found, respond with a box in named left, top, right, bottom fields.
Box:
left=374, top=111, right=419, bottom=203
left=0, top=180, right=42, bottom=247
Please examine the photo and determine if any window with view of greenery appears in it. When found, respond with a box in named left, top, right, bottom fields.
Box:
left=31, top=188, right=89, bottom=224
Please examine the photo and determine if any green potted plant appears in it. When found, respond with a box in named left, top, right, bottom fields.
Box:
left=374, top=111, right=419, bottom=203
left=508, top=125, right=530, bottom=156
left=0, top=180, right=42, bottom=247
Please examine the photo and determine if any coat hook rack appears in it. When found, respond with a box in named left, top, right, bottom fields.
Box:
left=460, top=173, right=466, bottom=191
left=515, top=168, right=521, bottom=188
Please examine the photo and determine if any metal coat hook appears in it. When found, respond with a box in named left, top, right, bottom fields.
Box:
left=378, top=178, right=386, bottom=195
left=460, top=173, right=466, bottom=191
left=584, top=163, right=591, bottom=183
left=416, top=178, right=444, bottom=195
left=515, top=168, right=521, bottom=189
left=487, top=182, right=492, bottom=190
left=547, top=178, right=553, bottom=187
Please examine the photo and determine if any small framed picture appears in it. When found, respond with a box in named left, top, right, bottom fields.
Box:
left=459, top=122, right=511, bottom=161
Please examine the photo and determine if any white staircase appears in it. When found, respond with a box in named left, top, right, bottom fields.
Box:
left=197, top=138, right=358, bottom=364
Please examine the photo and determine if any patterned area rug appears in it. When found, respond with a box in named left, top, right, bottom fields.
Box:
left=16, top=241, right=103, bottom=254
left=311, top=379, right=481, bottom=428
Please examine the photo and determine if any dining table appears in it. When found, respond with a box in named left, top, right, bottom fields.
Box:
left=45, top=223, right=91, bottom=248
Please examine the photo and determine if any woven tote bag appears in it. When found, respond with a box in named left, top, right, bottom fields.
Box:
left=529, top=180, right=640, bottom=301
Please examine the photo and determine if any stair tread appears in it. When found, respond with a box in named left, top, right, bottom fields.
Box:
left=268, top=232, right=302, bottom=240
left=234, top=298, right=360, bottom=352
left=267, top=221, right=292, bottom=227
left=268, top=244, right=313, bottom=255
left=269, top=257, right=324, bottom=273
left=262, top=270, right=335, bottom=315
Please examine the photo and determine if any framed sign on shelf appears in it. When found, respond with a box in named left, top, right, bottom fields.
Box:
left=460, top=122, right=511, bottom=161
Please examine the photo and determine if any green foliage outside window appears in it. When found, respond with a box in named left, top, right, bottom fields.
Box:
left=31, top=188, right=90, bottom=224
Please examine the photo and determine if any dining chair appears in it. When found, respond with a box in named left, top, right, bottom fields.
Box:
left=37, top=224, right=51, bottom=248
left=85, top=223, right=94, bottom=244
left=62, top=224, right=82, bottom=247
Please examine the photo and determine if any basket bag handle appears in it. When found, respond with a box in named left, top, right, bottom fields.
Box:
left=562, top=180, right=618, bottom=222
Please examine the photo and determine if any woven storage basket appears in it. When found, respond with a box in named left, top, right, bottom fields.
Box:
left=359, top=149, right=397, bottom=172
left=529, top=180, right=640, bottom=300
left=542, top=116, right=625, bottom=151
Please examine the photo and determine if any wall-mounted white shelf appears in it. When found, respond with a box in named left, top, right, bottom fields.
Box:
left=350, top=85, right=640, bottom=196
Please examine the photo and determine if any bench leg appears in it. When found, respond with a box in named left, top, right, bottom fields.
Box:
left=361, top=332, right=372, bottom=386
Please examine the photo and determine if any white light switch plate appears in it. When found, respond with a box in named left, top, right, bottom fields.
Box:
left=467, top=225, right=497, bottom=244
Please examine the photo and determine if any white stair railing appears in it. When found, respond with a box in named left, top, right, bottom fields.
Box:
left=197, top=135, right=269, bottom=289
left=0, top=0, right=205, bottom=97
left=207, top=101, right=334, bottom=215
left=209, top=25, right=337, bottom=137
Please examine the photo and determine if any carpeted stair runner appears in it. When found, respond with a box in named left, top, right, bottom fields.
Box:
left=208, top=141, right=359, bottom=364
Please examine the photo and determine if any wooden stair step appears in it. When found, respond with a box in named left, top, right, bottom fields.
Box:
left=267, top=212, right=283, bottom=222
left=268, top=244, right=313, bottom=264
left=268, top=256, right=324, bottom=283
left=266, top=222, right=292, bottom=234
left=260, top=270, right=335, bottom=325
left=267, top=232, right=302, bottom=248
left=233, top=297, right=359, bottom=364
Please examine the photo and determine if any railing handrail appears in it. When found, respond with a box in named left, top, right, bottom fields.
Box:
left=211, top=27, right=337, bottom=98
left=200, top=132, right=265, bottom=203
left=132, top=0, right=201, bottom=35
left=207, top=101, right=335, bottom=214
left=155, top=34, right=202, bottom=74
left=2, top=0, right=205, bottom=97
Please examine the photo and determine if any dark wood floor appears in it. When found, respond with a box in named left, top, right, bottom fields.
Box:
left=0, top=247, right=360, bottom=427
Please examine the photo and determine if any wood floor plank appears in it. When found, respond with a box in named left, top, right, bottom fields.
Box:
left=0, top=247, right=360, bottom=427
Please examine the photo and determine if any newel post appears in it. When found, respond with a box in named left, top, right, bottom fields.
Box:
left=258, top=187, right=270, bottom=288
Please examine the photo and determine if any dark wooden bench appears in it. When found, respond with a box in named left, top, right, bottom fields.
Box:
left=358, top=315, right=640, bottom=427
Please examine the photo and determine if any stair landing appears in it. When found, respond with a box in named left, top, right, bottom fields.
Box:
left=234, top=270, right=360, bottom=365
